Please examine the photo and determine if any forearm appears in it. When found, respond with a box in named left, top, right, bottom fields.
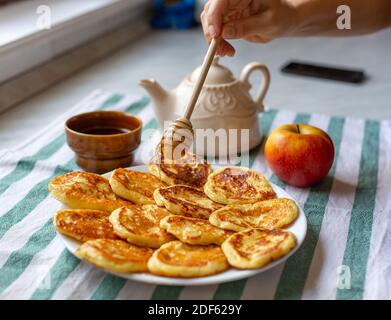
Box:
left=289, top=0, right=391, bottom=37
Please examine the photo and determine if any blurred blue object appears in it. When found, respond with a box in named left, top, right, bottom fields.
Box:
left=151, top=0, right=197, bottom=29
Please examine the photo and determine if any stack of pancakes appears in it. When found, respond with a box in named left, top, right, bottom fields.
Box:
left=49, top=158, right=298, bottom=278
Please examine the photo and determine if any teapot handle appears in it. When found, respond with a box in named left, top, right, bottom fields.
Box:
left=240, top=63, right=270, bottom=113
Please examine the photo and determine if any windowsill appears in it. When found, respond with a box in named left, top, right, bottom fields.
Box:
left=0, top=0, right=152, bottom=83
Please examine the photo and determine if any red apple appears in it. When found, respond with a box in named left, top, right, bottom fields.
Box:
left=264, top=124, right=334, bottom=187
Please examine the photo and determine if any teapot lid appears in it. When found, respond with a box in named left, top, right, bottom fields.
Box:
left=189, top=57, right=236, bottom=85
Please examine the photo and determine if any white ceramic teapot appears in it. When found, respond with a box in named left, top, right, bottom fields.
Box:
left=139, top=57, right=270, bottom=157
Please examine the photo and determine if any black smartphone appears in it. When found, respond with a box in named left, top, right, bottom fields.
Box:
left=281, top=61, right=366, bottom=84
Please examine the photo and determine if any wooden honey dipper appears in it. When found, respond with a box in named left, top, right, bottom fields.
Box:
left=158, top=37, right=221, bottom=159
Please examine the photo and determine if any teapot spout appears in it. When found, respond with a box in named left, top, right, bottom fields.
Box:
left=138, top=79, right=170, bottom=101
left=138, top=79, right=176, bottom=128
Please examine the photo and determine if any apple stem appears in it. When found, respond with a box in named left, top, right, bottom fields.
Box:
left=297, top=124, right=300, bottom=134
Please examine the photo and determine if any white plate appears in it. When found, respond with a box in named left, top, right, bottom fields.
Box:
left=58, top=165, right=307, bottom=286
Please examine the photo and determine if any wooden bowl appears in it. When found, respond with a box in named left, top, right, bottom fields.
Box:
left=65, top=111, right=142, bottom=173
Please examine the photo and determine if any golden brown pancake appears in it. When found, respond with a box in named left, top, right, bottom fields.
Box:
left=149, top=144, right=211, bottom=188
left=209, top=198, right=299, bottom=232
left=54, top=209, right=119, bottom=242
left=160, top=215, right=234, bottom=245
left=153, top=185, right=223, bottom=219
left=147, top=241, right=229, bottom=277
left=222, top=228, right=296, bottom=269
left=109, top=205, right=175, bottom=248
left=48, top=172, right=132, bottom=212
left=109, top=168, right=167, bottom=205
left=204, top=166, right=276, bottom=205
left=76, top=239, right=153, bottom=273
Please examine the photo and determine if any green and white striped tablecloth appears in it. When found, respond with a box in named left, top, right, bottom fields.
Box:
left=0, top=91, right=389, bottom=300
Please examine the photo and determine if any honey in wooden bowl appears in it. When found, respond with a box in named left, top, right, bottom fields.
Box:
left=65, top=111, right=142, bottom=173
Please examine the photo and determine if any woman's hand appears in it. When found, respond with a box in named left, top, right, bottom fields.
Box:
left=201, top=0, right=391, bottom=57
left=201, top=0, right=298, bottom=56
